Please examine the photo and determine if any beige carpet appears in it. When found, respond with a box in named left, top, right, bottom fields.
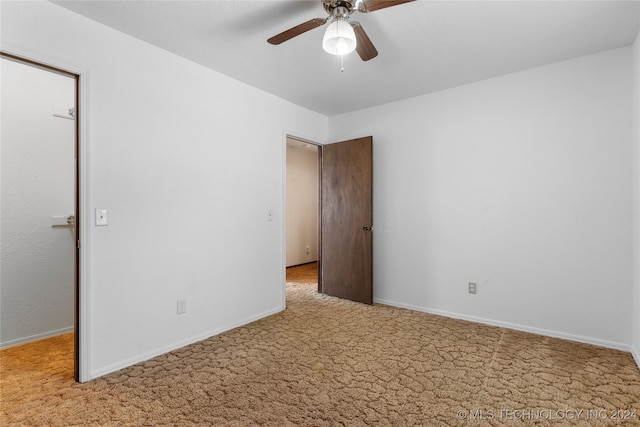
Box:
left=2, top=272, right=639, bottom=426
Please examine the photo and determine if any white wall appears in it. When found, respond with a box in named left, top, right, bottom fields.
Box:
left=1, top=1, right=328, bottom=379
left=632, top=29, right=640, bottom=367
left=1, top=58, right=76, bottom=347
left=286, top=143, right=318, bottom=267
left=330, top=47, right=634, bottom=349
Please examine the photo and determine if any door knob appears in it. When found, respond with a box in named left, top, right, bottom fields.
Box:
left=67, top=215, right=76, bottom=226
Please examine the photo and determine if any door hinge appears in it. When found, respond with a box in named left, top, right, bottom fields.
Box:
left=77, top=240, right=81, bottom=249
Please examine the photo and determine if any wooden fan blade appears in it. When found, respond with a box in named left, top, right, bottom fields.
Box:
left=361, top=0, right=416, bottom=12
left=351, top=22, right=378, bottom=61
left=267, top=18, right=327, bottom=45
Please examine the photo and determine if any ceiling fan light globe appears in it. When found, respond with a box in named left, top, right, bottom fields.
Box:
left=336, top=37, right=350, bottom=54
left=322, top=20, right=356, bottom=55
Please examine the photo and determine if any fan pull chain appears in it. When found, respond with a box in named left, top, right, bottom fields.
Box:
left=341, top=55, right=344, bottom=73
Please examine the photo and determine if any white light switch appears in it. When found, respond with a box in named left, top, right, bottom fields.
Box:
left=267, top=210, right=274, bottom=221
left=95, top=209, right=108, bottom=226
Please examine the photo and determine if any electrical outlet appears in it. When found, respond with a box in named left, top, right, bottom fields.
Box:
left=95, top=208, right=108, bottom=226
left=177, top=299, right=187, bottom=315
left=468, top=282, right=477, bottom=294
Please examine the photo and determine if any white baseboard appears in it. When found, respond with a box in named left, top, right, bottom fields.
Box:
left=632, top=345, right=640, bottom=370
left=0, top=326, right=74, bottom=349
left=90, top=305, right=285, bottom=380
left=373, top=298, right=632, bottom=353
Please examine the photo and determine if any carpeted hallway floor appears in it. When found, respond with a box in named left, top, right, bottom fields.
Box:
left=2, top=264, right=639, bottom=426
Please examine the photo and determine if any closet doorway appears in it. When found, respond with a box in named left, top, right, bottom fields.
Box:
left=0, top=53, right=80, bottom=380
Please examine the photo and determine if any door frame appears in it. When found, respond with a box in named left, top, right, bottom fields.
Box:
left=283, top=134, right=373, bottom=304
left=282, top=133, right=323, bottom=304
left=1, top=50, right=91, bottom=382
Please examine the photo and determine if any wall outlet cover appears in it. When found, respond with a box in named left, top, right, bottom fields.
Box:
left=95, top=208, right=108, bottom=226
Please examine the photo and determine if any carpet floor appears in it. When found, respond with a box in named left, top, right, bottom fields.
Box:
left=2, top=266, right=639, bottom=426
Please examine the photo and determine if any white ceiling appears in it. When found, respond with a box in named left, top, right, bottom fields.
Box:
left=54, top=0, right=640, bottom=116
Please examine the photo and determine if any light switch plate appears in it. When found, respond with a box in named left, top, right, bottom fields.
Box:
left=177, top=299, right=187, bottom=315
left=95, top=209, right=108, bottom=226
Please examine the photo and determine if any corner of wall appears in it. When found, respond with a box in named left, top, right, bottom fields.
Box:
left=632, top=28, right=640, bottom=370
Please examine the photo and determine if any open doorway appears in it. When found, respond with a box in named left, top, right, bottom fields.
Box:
left=284, top=135, right=374, bottom=305
left=285, top=137, right=319, bottom=287
left=0, top=53, right=79, bottom=381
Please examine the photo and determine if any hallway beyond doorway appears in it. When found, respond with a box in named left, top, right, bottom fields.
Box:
left=286, top=262, right=318, bottom=284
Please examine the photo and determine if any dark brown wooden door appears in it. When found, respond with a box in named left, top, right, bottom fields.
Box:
left=319, top=136, right=373, bottom=304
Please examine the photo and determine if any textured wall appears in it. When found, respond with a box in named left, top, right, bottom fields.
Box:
left=330, top=47, right=633, bottom=349
left=1, top=58, right=76, bottom=347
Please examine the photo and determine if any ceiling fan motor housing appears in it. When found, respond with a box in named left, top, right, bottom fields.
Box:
left=323, top=0, right=357, bottom=15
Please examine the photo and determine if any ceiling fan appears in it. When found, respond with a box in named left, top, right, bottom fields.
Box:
left=267, top=0, right=416, bottom=61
